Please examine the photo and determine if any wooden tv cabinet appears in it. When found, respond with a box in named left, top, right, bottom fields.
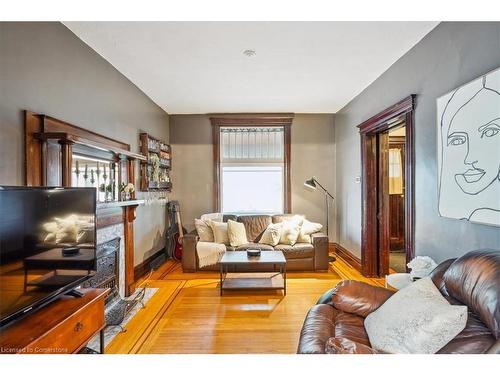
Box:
left=0, top=288, right=109, bottom=354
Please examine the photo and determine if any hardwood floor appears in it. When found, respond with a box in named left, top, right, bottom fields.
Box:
left=106, top=256, right=386, bottom=354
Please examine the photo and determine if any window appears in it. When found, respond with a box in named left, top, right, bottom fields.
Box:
left=211, top=116, right=293, bottom=214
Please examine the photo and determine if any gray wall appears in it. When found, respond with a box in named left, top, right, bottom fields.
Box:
left=0, top=22, right=170, bottom=266
left=169, top=114, right=336, bottom=240
left=335, top=22, right=500, bottom=262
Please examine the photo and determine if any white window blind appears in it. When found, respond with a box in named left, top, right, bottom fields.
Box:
left=220, top=127, right=284, bottom=162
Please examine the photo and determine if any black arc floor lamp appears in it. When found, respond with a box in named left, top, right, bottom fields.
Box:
left=304, top=177, right=335, bottom=262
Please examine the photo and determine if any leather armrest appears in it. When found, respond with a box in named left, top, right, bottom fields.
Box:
left=331, top=280, right=395, bottom=317
left=325, top=337, right=381, bottom=354
left=311, top=232, right=329, bottom=271
left=181, top=233, right=198, bottom=272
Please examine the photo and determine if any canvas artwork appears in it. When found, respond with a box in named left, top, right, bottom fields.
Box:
left=437, top=67, right=500, bottom=227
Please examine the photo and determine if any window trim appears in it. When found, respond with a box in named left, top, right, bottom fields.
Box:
left=211, top=115, right=293, bottom=213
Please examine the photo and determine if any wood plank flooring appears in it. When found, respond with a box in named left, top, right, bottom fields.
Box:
left=106, top=256, right=386, bottom=354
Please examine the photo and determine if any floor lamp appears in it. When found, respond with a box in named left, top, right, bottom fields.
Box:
left=304, top=177, right=336, bottom=262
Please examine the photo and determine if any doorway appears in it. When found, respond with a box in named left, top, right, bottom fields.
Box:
left=386, top=125, right=406, bottom=272
left=358, top=96, right=415, bottom=277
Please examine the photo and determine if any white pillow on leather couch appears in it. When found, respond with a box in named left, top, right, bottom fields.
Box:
left=364, top=277, right=467, bottom=354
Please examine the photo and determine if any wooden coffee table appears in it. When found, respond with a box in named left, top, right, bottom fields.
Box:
left=219, top=251, right=287, bottom=296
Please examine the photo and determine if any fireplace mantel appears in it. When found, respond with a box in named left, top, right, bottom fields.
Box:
left=97, top=199, right=145, bottom=210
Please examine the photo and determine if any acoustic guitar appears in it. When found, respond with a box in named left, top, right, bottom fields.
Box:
left=166, top=201, right=186, bottom=261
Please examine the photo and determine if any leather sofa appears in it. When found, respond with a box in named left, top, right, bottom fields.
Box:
left=182, top=214, right=329, bottom=272
left=297, top=249, right=500, bottom=354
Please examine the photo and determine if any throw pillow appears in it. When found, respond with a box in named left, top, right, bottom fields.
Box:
left=54, top=216, right=79, bottom=244
left=209, top=220, right=230, bottom=245
left=279, top=215, right=303, bottom=246
left=195, top=218, right=214, bottom=242
left=364, top=277, right=468, bottom=354
left=259, top=223, right=283, bottom=246
left=42, top=221, right=58, bottom=243
left=227, top=220, right=248, bottom=247
left=297, top=219, right=323, bottom=243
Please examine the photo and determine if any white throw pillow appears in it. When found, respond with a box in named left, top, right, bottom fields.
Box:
left=297, top=219, right=323, bottom=243
left=55, top=215, right=79, bottom=243
left=195, top=218, right=214, bottom=242
left=279, top=215, right=303, bottom=245
left=227, top=220, right=248, bottom=247
left=259, top=223, right=283, bottom=246
left=209, top=220, right=230, bottom=245
left=364, top=277, right=467, bottom=354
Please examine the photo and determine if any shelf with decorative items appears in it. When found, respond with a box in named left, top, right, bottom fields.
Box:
left=139, top=133, right=172, bottom=192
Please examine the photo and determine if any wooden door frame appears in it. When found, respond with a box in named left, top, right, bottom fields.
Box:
left=357, top=96, right=415, bottom=277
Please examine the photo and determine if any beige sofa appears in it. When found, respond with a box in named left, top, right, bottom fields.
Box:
left=181, top=214, right=329, bottom=272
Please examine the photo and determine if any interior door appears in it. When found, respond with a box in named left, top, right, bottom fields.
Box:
left=377, top=131, right=390, bottom=276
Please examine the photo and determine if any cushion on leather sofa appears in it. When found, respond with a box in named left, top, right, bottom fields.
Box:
left=334, top=311, right=371, bottom=346
left=237, top=215, right=272, bottom=242
left=274, top=243, right=314, bottom=259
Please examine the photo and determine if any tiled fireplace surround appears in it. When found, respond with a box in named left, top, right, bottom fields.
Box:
left=96, top=201, right=142, bottom=297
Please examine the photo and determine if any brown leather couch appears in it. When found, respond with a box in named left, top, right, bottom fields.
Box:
left=297, top=249, right=500, bottom=354
left=182, top=214, right=329, bottom=272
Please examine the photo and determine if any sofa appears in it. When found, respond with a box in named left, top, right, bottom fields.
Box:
left=297, top=249, right=500, bottom=354
left=182, top=214, right=329, bottom=272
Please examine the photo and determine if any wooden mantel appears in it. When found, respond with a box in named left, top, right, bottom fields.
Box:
left=24, top=111, right=145, bottom=296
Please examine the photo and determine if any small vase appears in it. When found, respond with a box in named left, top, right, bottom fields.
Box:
left=121, top=191, right=126, bottom=201
left=126, top=192, right=131, bottom=201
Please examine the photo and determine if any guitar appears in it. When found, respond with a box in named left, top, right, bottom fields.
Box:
left=166, top=201, right=186, bottom=261
left=173, top=209, right=184, bottom=261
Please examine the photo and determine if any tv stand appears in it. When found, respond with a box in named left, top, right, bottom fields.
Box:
left=0, top=288, right=109, bottom=354
left=65, top=289, right=85, bottom=298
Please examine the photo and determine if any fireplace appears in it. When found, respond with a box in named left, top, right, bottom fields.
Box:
left=80, top=237, right=120, bottom=290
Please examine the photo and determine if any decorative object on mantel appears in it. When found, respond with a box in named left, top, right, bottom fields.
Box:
left=119, top=182, right=135, bottom=201
left=437, top=67, right=500, bottom=227
left=139, top=132, right=172, bottom=192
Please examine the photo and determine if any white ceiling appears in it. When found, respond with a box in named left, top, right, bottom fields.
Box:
left=64, top=22, right=438, bottom=114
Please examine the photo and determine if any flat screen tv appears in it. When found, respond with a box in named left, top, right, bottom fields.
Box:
left=0, top=186, right=97, bottom=327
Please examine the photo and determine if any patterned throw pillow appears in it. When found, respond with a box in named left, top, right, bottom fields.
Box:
left=227, top=220, right=248, bottom=247
left=259, top=223, right=283, bottom=246
left=195, top=218, right=214, bottom=242
left=364, top=277, right=468, bottom=354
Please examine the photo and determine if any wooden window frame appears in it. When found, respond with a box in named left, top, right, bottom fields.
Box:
left=210, top=115, right=293, bottom=213
left=357, top=96, right=415, bottom=277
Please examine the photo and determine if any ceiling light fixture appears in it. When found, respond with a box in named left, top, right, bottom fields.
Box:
left=243, top=49, right=256, bottom=57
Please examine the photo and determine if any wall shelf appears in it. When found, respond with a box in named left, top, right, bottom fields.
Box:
left=139, top=133, right=172, bottom=192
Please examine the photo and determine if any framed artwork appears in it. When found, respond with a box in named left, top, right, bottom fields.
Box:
left=437, top=67, right=500, bottom=227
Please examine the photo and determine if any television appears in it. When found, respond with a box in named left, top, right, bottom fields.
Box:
left=0, top=186, right=97, bottom=327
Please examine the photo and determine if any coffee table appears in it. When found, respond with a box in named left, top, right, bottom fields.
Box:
left=219, top=251, right=287, bottom=296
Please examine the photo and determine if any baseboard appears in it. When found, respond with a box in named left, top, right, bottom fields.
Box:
left=134, top=249, right=166, bottom=281
left=332, top=242, right=362, bottom=272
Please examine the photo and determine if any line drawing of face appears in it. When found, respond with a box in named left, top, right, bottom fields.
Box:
left=444, top=78, right=500, bottom=195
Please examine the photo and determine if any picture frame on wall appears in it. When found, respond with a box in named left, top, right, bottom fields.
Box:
left=437, top=67, right=500, bottom=227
